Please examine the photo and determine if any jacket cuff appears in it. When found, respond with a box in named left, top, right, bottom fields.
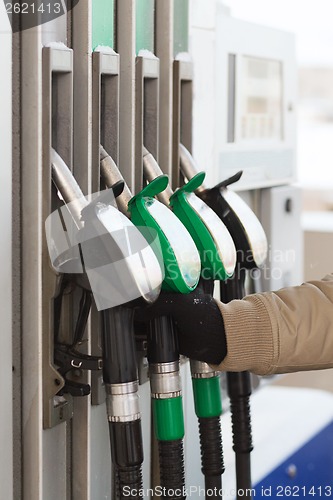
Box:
left=214, top=295, right=278, bottom=375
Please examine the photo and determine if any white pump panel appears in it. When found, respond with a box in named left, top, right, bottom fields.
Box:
left=260, top=185, right=303, bottom=290
left=215, top=7, right=297, bottom=190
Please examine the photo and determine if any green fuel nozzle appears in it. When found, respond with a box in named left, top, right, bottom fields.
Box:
left=169, top=174, right=236, bottom=281
left=128, top=175, right=201, bottom=294
left=126, top=174, right=195, bottom=496
left=179, top=143, right=268, bottom=270
left=142, top=147, right=237, bottom=282
left=99, top=147, right=195, bottom=498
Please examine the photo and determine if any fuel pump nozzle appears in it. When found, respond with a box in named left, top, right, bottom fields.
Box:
left=141, top=147, right=238, bottom=500
left=100, top=146, right=202, bottom=499
left=179, top=144, right=267, bottom=270
left=100, top=145, right=133, bottom=218
left=48, top=149, right=164, bottom=499
left=179, top=144, right=268, bottom=500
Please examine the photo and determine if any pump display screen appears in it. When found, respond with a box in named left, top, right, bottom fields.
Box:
left=239, top=56, right=283, bottom=141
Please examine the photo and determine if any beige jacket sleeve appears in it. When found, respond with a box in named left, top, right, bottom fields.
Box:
left=215, top=274, right=333, bottom=376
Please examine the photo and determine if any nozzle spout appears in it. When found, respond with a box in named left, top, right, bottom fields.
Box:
left=142, top=147, right=173, bottom=206
left=99, top=145, right=133, bottom=217
left=179, top=144, right=206, bottom=193
left=51, top=148, right=88, bottom=227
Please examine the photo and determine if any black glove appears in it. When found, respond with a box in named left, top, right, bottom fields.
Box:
left=135, top=288, right=227, bottom=365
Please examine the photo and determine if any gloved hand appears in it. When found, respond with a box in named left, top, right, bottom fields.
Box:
left=135, top=288, right=227, bottom=365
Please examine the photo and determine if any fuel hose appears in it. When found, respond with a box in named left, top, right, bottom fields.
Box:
left=191, top=280, right=225, bottom=499
left=220, top=271, right=253, bottom=499
left=148, top=314, right=185, bottom=499
left=102, top=306, right=144, bottom=499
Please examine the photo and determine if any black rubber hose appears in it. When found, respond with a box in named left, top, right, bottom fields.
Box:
left=235, top=454, right=252, bottom=498
left=198, top=417, right=224, bottom=499
left=158, top=440, right=186, bottom=499
left=102, top=307, right=143, bottom=498
left=227, top=372, right=253, bottom=498
left=109, top=420, right=143, bottom=499
left=101, top=306, right=137, bottom=384
left=147, top=315, right=179, bottom=364
left=220, top=274, right=253, bottom=500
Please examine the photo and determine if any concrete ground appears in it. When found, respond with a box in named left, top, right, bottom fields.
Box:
left=273, top=369, right=333, bottom=393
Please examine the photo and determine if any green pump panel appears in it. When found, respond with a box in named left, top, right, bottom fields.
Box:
left=92, top=0, right=115, bottom=50
left=136, top=0, right=155, bottom=53
left=174, top=0, right=189, bottom=55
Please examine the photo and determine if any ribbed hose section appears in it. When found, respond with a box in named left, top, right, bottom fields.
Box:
left=229, top=395, right=253, bottom=454
left=229, top=395, right=253, bottom=498
left=109, top=420, right=143, bottom=500
left=113, top=467, right=120, bottom=499
left=158, top=440, right=186, bottom=499
left=198, top=417, right=224, bottom=498
left=116, top=465, right=143, bottom=499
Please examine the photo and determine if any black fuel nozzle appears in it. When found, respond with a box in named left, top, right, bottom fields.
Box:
left=179, top=144, right=268, bottom=271
left=179, top=144, right=269, bottom=499
left=198, top=173, right=255, bottom=271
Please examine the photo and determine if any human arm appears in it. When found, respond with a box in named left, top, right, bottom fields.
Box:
left=136, top=274, right=333, bottom=376
left=217, top=273, right=333, bottom=375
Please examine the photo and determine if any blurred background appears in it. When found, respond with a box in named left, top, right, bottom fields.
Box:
left=221, top=0, right=333, bottom=393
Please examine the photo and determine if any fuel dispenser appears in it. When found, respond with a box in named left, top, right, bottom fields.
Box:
left=8, top=1, right=333, bottom=499
left=167, top=16, right=267, bottom=490
left=17, top=4, right=274, bottom=499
